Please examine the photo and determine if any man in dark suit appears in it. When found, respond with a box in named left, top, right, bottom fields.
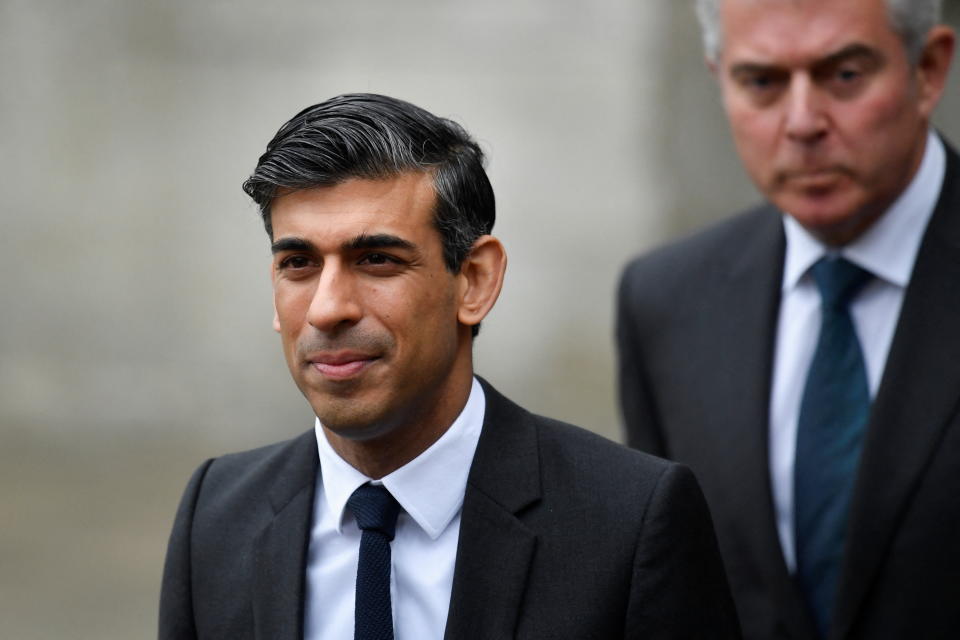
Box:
left=617, top=1, right=958, bottom=639
left=160, top=93, right=739, bottom=639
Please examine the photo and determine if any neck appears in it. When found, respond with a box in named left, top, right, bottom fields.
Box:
left=323, top=359, right=475, bottom=479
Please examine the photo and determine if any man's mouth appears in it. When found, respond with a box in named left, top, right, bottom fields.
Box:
left=307, top=352, right=379, bottom=380
left=780, top=166, right=850, bottom=191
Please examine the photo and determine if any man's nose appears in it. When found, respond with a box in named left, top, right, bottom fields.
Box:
left=306, top=264, right=363, bottom=332
left=784, top=75, right=829, bottom=144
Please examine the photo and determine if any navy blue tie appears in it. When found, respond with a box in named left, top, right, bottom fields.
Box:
left=794, top=256, right=872, bottom=637
left=348, top=484, right=401, bottom=640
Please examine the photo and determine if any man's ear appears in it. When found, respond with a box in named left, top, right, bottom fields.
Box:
left=917, top=25, right=955, bottom=118
left=457, top=235, right=507, bottom=328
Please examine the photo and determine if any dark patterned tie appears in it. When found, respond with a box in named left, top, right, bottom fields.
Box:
left=347, top=483, right=402, bottom=640
left=794, top=256, right=873, bottom=637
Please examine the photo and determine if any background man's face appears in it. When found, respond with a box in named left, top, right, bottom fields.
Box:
left=270, top=173, right=468, bottom=443
left=716, top=0, right=937, bottom=245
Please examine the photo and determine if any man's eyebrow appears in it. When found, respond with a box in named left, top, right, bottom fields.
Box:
left=271, top=233, right=417, bottom=255
left=729, top=44, right=881, bottom=77
left=816, top=43, right=882, bottom=68
left=730, top=62, right=783, bottom=76
left=730, top=42, right=883, bottom=76
left=271, top=237, right=315, bottom=255
left=344, top=233, right=416, bottom=252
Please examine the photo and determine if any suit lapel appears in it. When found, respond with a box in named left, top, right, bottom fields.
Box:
left=252, top=431, right=318, bottom=640
left=711, top=210, right=819, bottom=638
left=444, top=381, right=540, bottom=640
left=832, top=144, right=960, bottom=639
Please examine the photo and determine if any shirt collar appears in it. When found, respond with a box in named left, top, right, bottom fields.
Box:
left=782, top=130, right=945, bottom=291
left=315, top=376, right=486, bottom=540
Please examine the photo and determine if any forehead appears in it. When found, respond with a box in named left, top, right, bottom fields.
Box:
left=719, top=0, right=901, bottom=66
left=271, top=172, right=438, bottom=240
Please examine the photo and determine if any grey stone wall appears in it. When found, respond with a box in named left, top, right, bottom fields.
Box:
left=1, top=2, right=957, bottom=637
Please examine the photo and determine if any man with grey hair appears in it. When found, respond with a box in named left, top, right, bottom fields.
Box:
left=617, top=1, right=958, bottom=638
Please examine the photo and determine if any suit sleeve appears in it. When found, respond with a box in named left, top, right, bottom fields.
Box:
left=616, top=266, right=667, bottom=456
left=625, top=463, right=741, bottom=639
left=159, top=459, right=213, bottom=640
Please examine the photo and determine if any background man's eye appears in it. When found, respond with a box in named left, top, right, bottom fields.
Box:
left=738, top=72, right=784, bottom=94
left=837, top=68, right=861, bottom=81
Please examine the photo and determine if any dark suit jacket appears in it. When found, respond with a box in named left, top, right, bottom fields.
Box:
left=159, top=379, right=740, bottom=639
left=616, top=142, right=960, bottom=640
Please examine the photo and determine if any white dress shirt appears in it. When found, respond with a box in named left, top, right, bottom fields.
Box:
left=769, top=131, right=945, bottom=572
left=304, top=377, right=485, bottom=640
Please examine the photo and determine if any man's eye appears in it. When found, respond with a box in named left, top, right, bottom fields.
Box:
left=748, top=75, right=774, bottom=89
left=738, top=71, right=782, bottom=90
left=360, top=253, right=395, bottom=266
left=833, top=66, right=864, bottom=83
left=823, top=64, right=869, bottom=97
left=279, top=255, right=313, bottom=270
left=839, top=69, right=859, bottom=81
left=734, top=71, right=787, bottom=102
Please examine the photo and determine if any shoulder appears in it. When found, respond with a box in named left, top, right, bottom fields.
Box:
left=517, top=409, right=713, bottom=561
left=538, top=413, right=670, bottom=476
left=616, top=204, right=782, bottom=341
left=198, top=432, right=312, bottom=487
left=938, top=134, right=960, bottom=209
left=532, top=412, right=697, bottom=499
left=478, top=378, right=676, bottom=486
left=182, top=431, right=317, bottom=524
left=619, top=203, right=778, bottom=302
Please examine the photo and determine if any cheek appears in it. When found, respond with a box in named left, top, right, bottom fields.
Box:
left=729, top=112, right=780, bottom=176
left=843, top=74, right=919, bottom=136
left=725, top=94, right=771, bottom=140
left=370, top=273, right=461, bottom=344
left=398, top=287, right=458, bottom=345
left=834, top=100, right=919, bottom=185
left=845, top=99, right=900, bottom=138
left=274, top=295, right=297, bottom=328
left=274, top=289, right=311, bottom=339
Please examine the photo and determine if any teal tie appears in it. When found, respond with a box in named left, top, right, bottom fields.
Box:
left=794, top=256, right=872, bottom=637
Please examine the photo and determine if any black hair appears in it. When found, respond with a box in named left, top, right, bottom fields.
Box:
left=242, top=93, right=495, bottom=273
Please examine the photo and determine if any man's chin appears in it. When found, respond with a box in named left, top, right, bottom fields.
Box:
left=773, top=190, right=876, bottom=244
left=310, top=394, right=390, bottom=439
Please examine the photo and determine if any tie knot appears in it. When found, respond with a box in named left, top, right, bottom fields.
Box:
left=810, top=256, right=872, bottom=310
left=348, top=484, right=401, bottom=541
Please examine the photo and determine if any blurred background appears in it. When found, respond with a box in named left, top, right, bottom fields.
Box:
left=2, top=1, right=958, bottom=637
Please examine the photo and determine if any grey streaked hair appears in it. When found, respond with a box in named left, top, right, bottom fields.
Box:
left=694, top=0, right=943, bottom=63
